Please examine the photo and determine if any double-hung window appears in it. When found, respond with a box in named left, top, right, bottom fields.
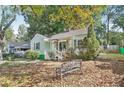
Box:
left=74, top=39, right=82, bottom=48
left=35, top=42, right=40, bottom=50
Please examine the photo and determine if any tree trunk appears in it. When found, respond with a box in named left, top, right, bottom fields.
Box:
left=107, top=13, right=110, bottom=49
left=0, top=15, right=16, bottom=61
left=0, top=46, right=3, bottom=61
left=0, top=36, right=4, bottom=61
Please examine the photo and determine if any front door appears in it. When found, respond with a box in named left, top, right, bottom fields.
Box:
left=59, top=41, right=67, bottom=51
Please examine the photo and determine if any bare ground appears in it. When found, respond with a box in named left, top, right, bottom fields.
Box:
left=0, top=61, right=123, bottom=87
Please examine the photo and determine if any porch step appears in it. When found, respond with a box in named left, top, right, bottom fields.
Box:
left=55, top=50, right=67, bottom=61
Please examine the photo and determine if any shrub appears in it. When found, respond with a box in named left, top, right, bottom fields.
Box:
left=78, top=24, right=100, bottom=60
left=65, top=48, right=77, bottom=61
left=120, top=40, right=124, bottom=48
left=25, top=50, right=39, bottom=60
left=3, top=53, right=15, bottom=61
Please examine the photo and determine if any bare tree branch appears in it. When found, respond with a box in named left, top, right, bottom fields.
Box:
left=0, top=8, right=4, bottom=32
left=3, top=15, right=16, bottom=31
left=0, top=15, right=16, bottom=40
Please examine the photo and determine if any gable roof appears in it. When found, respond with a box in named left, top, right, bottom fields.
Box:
left=8, top=42, right=30, bottom=49
left=14, top=42, right=30, bottom=49
left=31, top=34, right=48, bottom=41
left=50, top=29, right=87, bottom=40
left=34, top=34, right=48, bottom=39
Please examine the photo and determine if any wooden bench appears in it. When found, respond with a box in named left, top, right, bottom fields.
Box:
left=56, top=59, right=82, bottom=79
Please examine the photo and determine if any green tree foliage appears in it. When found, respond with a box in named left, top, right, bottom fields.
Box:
left=102, top=6, right=116, bottom=46
left=5, top=28, right=15, bottom=42
left=95, top=23, right=106, bottom=45
left=25, top=50, right=39, bottom=60
left=101, top=5, right=124, bottom=46
left=20, top=5, right=105, bottom=39
left=79, top=24, right=100, bottom=60
left=20, top=6, right=67, bottom=39
left=109, top=31, right=124, bottom=45
left=49, top=6, right=105, bottom=29
left=16, top=24, right=29, bottom=42
left=112, top=6, right=124, bottom=31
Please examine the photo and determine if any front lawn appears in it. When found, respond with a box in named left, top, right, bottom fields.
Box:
left=99, top=53, right=124, bottom=61
left=0, top=61, right=123, bottom=87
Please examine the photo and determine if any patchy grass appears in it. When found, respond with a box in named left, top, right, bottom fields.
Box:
left=0, top=61, right=123, bottom=87
left=4, top=58, right=34, bottom=62
left=99, top=53, right=124, bottom=61
left=0, top=61, right=30, bottom=68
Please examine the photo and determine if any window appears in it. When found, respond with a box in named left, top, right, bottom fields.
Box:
left=77, top=40, right=82, bottom=46
left=34, top=43, right=35, bottom=50
left=74, top=39, right=82, bottom=48
left=59, top=42, right=66, bottom=51
left=35, top=42, right=40, bottom=50
left=74, top=40, right=77, bottom=48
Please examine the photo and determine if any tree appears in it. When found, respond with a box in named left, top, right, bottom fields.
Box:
left=102, top=6, right=116, bottom=46
left=20, top=6, right=69, bottom=38
left=102, top=5, right=124, bottom=46
left=5, top=28, right=15, bottom=42
left=95, top=23, right=106, bottom=45
left=109, top=31, right=124, bottom=45
left=79, top=23, right=100, bottom=60
left=16, top=24, right=29, bottom=42
left=113, top=16, right=124, bottom=31
left=49, top=6, right=105, bottom=30
left=112, top=6, right=124, bottom=31
left=20, top=5, right=105, bottom=39
left=0, top=6, right=18, bottom=60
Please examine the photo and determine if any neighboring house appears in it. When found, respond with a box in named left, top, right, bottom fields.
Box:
left=31, top=29, right=88, bottom=60
left=4, top=42, right=30, bottom=54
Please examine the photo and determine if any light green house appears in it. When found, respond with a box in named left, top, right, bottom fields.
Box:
left=31, top=29, right=87, bottom=60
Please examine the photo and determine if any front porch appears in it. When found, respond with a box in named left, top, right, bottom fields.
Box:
left=50, top=37, right=82, bottom=60
left=51, top=38, right=71, bottom=60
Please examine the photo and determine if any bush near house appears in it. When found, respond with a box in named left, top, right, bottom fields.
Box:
left=25, top=50, right=39, bottom=60
left=2, top=53, right=15, bottom=61
left=66, top=48, right=77, bottom=60
left=78, top=24, right=100, bottom=60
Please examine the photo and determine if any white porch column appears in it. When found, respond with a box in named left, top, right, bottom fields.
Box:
left=57, top=40, right=59, bottom=51
left=0, top=50, right=3, bottom=61
left=72, top=37, right=75, bottom=49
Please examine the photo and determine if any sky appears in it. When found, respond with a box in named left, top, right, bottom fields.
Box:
left=11, top=15, right=28, bottom=35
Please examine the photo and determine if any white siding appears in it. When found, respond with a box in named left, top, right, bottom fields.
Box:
left=72, top=34, right=87, bottom=48
left=31, top=34, right=50, bottom=59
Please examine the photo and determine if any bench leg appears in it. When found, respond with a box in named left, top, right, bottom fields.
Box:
left=94, top=60, right=97, bottom=66
left=80, top=62, right=83, bottom=75
left=60, top=72, right=62, bottom=86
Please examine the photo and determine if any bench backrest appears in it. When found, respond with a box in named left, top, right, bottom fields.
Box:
left=56, top=59, right=82, bottom=75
